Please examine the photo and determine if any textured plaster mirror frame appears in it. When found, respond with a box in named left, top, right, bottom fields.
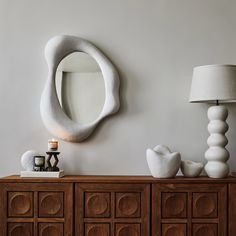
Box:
left=40, top=35, right=120, bottom=142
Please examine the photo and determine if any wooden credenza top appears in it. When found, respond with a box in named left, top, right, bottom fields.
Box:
left=1, top=175, right=236, bottom=183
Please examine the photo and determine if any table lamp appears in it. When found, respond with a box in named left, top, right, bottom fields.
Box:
left=189, top=65, right=236, bottom=178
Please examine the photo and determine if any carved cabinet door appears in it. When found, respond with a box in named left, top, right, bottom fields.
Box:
left=75, top=183, right=150, bottom=236
left=229, top=184, right=236, bottom=236
left=0, top=183, right=73, bottom=236
left=152, top=183, right=227, bottom=236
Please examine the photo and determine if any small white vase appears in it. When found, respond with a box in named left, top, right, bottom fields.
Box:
left=146, top=145, right=181, bottom=178
left=180, top=160, right=203, bottom=177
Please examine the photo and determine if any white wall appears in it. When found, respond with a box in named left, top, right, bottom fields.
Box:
left=1, top=0, right=236, bottom=176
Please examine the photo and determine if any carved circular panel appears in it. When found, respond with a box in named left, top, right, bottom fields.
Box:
left=39, top=223, right=63, bottom=236
left=39, top=192, right=63, bottom=217
left=87, top=195, right=108, bottom=215
left=193, top=193, right=217, bottom=218
left=8, top=224, right=32, bottom=236
left=85, top=192, right=110, bottom=217
left=164, top=226, right=185, bottom=236
left=162, top=193, right=187, bottom=218
left=193, top=224, right=217, bottom=236
left=86, top=224, right=110, bottom=236
left=42, top=226, right=60, bottom=236
left=116, top=193, right=140, bottom=217
left=162, top=224, right=186, bottom=236
left=8, top=192, right=33, bottom=217
left=116, top=224, right=140, bottom=236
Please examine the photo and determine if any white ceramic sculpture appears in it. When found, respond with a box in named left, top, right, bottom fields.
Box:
left=180, top=160, right=204, bottom=177
left=205, top=106, right=229, bottom=178
left=146, top=145, right=181, bottom=178
left=21, top=150, right=40, bottom=171
left=40, top=35, right=120, bottom=142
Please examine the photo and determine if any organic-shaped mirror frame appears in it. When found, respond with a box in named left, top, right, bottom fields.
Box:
left=40, top=35, right=120, bottom=142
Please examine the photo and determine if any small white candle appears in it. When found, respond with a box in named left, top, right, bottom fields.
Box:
left=48, top=139, right=58, bottom=151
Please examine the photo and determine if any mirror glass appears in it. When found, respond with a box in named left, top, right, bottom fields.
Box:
left=56, top=52, right=105, bottom=124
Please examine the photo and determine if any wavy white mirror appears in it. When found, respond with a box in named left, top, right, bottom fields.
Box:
left=40, top=35, right=120, bottom=142
left=56, top=52, right=105, bottom=124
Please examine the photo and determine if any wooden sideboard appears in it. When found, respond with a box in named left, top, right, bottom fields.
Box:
left=0, top=175, right=235, bottom=236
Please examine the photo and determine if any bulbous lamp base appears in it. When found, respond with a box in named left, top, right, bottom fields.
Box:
left=205, top=105, right=229, bottom=178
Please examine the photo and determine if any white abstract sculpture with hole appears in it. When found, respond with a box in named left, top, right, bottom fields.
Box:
left=40, top=35, right=120, bottom=142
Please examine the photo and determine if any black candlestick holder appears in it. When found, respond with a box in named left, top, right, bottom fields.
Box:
left=46, top=151, right=60, bottom=171
left=34, top=156, right=45, bottom=171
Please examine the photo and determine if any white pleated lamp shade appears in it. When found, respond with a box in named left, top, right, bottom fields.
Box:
left=189, top=65, right=236, bottom=103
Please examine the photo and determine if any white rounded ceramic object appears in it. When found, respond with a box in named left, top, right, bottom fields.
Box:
left=207, top=133, right=228, bottom=147
left=204, top=161, right=229, bottom=178
left=146, top=145, right=181, bottom=178
left=180, top=160, right=204, bottom=177
left=205, top=147, right=229, bottom=162
left=21, top=150, right=40, bottom=171
left=205, top=105, right=230, bottom=178
left=208, top=120, right=228, bottom=134
left=40, top=35, right=120, bottom=142
left=208, top=105, right=228, bottom=121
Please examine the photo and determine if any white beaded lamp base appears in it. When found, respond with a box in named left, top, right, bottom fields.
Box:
left=205, top=105, right=229, bottom=178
